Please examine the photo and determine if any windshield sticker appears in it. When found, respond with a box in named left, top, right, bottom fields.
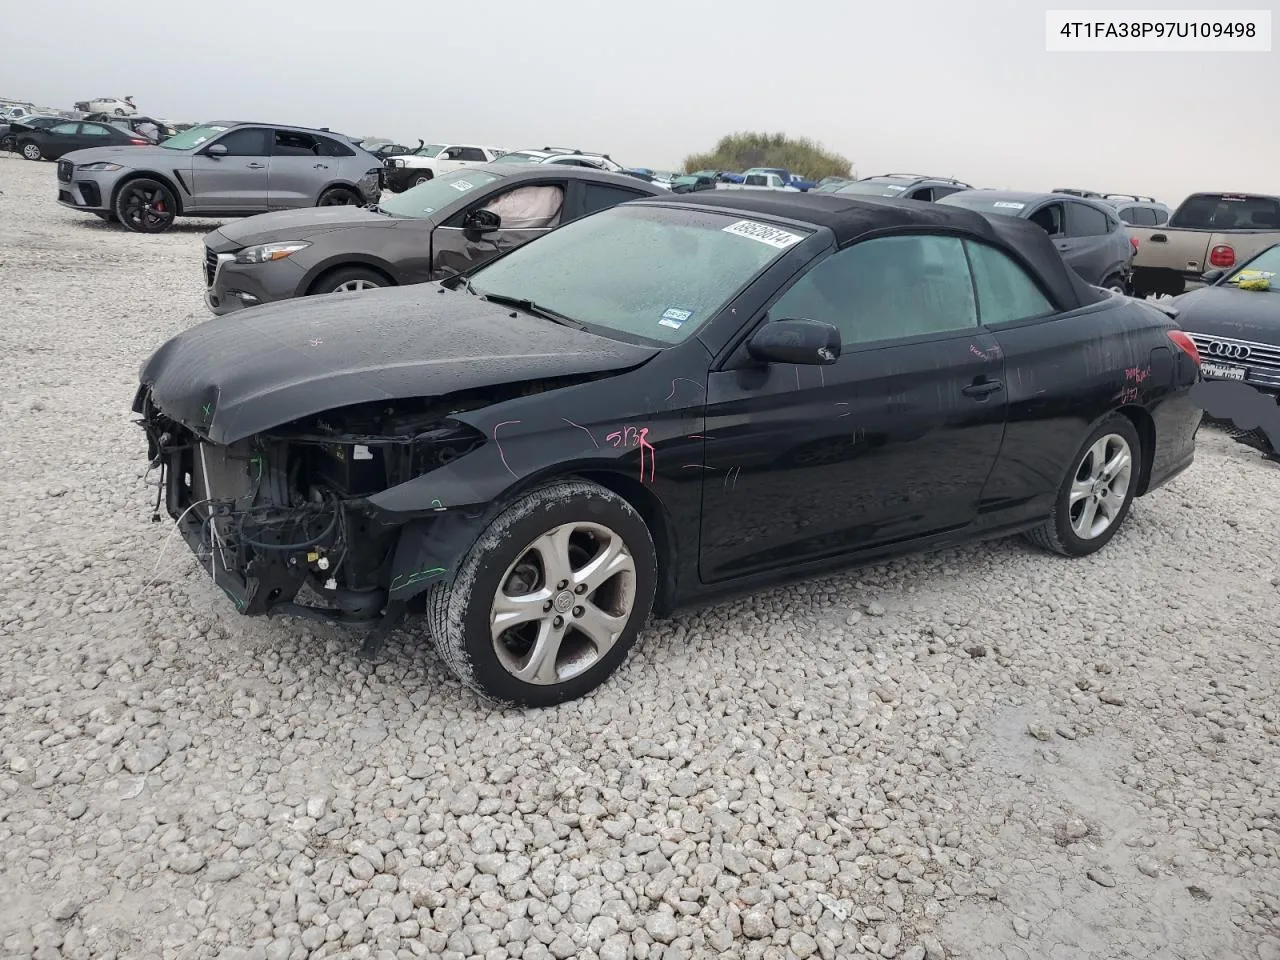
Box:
left=659, top=307, right=693, bottom=329
left=885, top=185, right=907, bottom=191
left=450, top=179, right=475, bottom=191
left=993, top=201, right=1026, bottom=209
left=722, top=220, right=804, bottom=249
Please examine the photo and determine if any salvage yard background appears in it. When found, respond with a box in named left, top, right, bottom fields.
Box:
left=1, top=154, right=1278, bottom=960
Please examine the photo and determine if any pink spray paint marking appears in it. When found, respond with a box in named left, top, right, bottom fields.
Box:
left=561, top=417, right=598, bottom=448
left=492, top=420, right=521, bottom=477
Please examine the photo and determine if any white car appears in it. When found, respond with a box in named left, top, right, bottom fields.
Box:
left=496, top=147, right=623, bottom=172
left=382, top=143, right=506, bottom=191
left=73, top=97, right=137, bottom=116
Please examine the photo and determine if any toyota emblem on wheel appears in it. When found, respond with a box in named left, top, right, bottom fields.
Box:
left=1204, top=340, right=1251, bottom=360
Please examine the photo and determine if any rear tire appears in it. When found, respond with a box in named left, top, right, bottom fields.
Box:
left=1024, top=414, right=1141, bottom=557
left=20, top=140, right=41, bottom=161
left=317, top=186, right=360, bottom=206
left=310, top=265, right=388, bottom=295
left=426, top=479, right=658, bottom=707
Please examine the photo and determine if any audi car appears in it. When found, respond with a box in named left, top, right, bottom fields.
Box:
left=1172, top=242, right=1280, bottom=459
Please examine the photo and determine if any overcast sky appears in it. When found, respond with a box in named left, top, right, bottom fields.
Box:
left=4, top=0, right=1274, bottom=204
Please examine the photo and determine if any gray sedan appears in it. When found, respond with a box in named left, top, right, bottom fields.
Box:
left=938, top=189, right=1135, bottom=292
left=202, top=164, right=665, bottom=315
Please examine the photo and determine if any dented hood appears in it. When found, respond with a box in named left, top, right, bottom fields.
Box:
left=136, top=284, right=658, bottom=444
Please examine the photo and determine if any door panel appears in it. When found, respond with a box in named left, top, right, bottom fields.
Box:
left=698, top=335, right=1007, bottom=581
left=267, top=130, right=328, bottom=208
left=189, top=127, right=270, bottom=212
left=696, top=233, right=1008, bottom=582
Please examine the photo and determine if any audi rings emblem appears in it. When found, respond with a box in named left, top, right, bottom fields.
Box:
left=1203, top=340, right=1251, bottom=360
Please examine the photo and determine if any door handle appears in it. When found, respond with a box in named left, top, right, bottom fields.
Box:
left=962, top=379, right=1003, bottom=399
left=246, top=162, right=265, bottom=169
left=1150, top=233, right=1167, bottom=242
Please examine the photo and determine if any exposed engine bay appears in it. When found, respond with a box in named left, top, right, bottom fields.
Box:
left=134, top=381, right=564, bottom=632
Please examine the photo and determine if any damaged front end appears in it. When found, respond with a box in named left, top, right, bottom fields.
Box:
left=134, top=387, right=503, bottom=642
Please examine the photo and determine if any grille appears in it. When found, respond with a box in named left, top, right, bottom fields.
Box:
left=1186, top=331, right=1280, bottom=390
left=204, top=246, right=218, bottom=287
left=57, top=160, right=72, bottom=182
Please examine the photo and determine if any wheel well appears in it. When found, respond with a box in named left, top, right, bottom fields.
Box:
left=307, top=262, right=397, bottom=295
left=573, top=470, right=678, bottom=617
left=1117, top=404, right=1156, bottom=495
left=111, top=172, right=184, bottom=215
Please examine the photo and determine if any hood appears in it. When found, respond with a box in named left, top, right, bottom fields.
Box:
left=1171, top=284, right=1280, bottom=342
left=62, top=144, right=170, bottom=166
left=208, top=206, right=395, bottom=251
left=137, top=284, right=659, bottom=444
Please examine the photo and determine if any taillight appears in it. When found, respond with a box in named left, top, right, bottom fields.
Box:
left=1167, top=330, right=1200, bottom=365
left=1129, top=235, right=1140, bottom=252
left=129, top=138, right=148, bottom=145
left=1209, top=244, right=1235, bottom=268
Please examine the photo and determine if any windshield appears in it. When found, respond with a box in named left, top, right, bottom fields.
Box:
left=160, top=124, right=230, bottom=150
left=936, top=194, right=1030, bottom=217
left=1225, top=245, right=1280, bottom=289
left=467, top=204, right=812, bottom=345
left=1171, top=193, right=1280, bottom=230
left=377, top=169, right=502, bottom=218
left=410, top=143, right=445, bottom=157
left=834, top=180, right=913, bottom=198
left=496, top=151, right=544, bottom=164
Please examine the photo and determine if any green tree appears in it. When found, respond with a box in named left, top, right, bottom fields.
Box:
left=682, top=132, right=852, bottom=180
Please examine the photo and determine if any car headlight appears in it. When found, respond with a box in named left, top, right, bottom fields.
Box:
left=234, top=241, right=311, bottom=264
left=389, top=159, right=404, bottom=168
left=78, top=162, right=123, bottom=172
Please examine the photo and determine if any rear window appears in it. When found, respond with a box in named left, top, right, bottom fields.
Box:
left=1170, top=194, right=1280, bottom=230
left=833, top=180, right=912, bottom=198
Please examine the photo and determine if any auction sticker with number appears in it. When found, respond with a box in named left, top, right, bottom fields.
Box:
left=450, top=180, right=474, bottom=191
left=722, top=220, right=805, bottom=249
left=993, top=201, right=1026, bottom=209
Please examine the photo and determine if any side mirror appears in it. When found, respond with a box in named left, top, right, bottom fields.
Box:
left=747, top=318, right=841, bottom=366
left=463, top=208, right=501, bottom=242
left=205, top=142, right=228, bottom=158
left=1200, top=268, right=1226, bottom=284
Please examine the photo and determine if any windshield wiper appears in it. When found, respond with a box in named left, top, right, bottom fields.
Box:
left=477, top=292, right=587, bottom=329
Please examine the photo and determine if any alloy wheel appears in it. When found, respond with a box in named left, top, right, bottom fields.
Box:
left=1068, top=433, right=1133, bottom=539
left=118, top=183, right=174, bottom=231
left=332, top=279, right=379, bottom=292
left=490, top=522, right=637, bottom=685
left=21, top=143, right=40, bottom=161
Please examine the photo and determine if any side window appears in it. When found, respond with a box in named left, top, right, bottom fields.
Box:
left=964, top=241, right=1055, bottom=325
left=1135, top=207, right=1159, bottom=226
left=475, top=183, right=565, bottom=229
left=80, top=124, right=112, bottom=137
left=769, top=235, right=977, bottom=346
left=1117, top=207, right=1137, bottom=224
left=273, top=131, right=321, bottom=157
left=317, top=135, right=355, bottom=157
left=1065, top=202, right=1111, bottom=237
left=933, top=186, right=963, bottom=200
left=456, top=147, right=487, bottom=162
left=909, top=187, right=934, bottom=201
left=51, top=122, right=79, bottom=135
left=1028, top=203, right=1065, bottom=236
left=580, top=183, right=650, bottom=217
left=214, top=127, right=269, bottom=157
left=1152, top=207, right=1170, bottom=225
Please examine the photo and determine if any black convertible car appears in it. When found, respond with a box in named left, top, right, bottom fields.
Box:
left=1169, top=243, right=1280, bottom=460
left=133, top=191, right=1203, bottom=706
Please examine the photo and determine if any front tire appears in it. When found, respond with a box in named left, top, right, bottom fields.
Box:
left=20, top=141, right=41, bottom=161
left=427, top=480, right=658, bottom=707
left=1024, top=414, right=1141, bottom=557
left=114, top=178, right=177, bottom=233
left=413, top=172, right=432, bottom=186
left=311, top=265, right=387, bottom=295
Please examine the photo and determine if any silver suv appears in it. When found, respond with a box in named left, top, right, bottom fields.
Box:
left=56, top=121, right=383, bottom=234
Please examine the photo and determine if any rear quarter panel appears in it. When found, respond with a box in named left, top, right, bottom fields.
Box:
left=981, top=295, right=1195, bottom=523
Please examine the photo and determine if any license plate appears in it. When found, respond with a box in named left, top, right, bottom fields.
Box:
left=1200, top=361, right=1246, bottom=381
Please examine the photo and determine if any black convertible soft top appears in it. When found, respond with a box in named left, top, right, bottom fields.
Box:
left=650, top=191, right=1107, bottom=312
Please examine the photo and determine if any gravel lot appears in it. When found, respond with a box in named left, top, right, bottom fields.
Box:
left=2, top=153, right=1279, bottom=960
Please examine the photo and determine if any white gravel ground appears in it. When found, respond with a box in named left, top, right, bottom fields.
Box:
left=1, top=153, right=1279, bottom=960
